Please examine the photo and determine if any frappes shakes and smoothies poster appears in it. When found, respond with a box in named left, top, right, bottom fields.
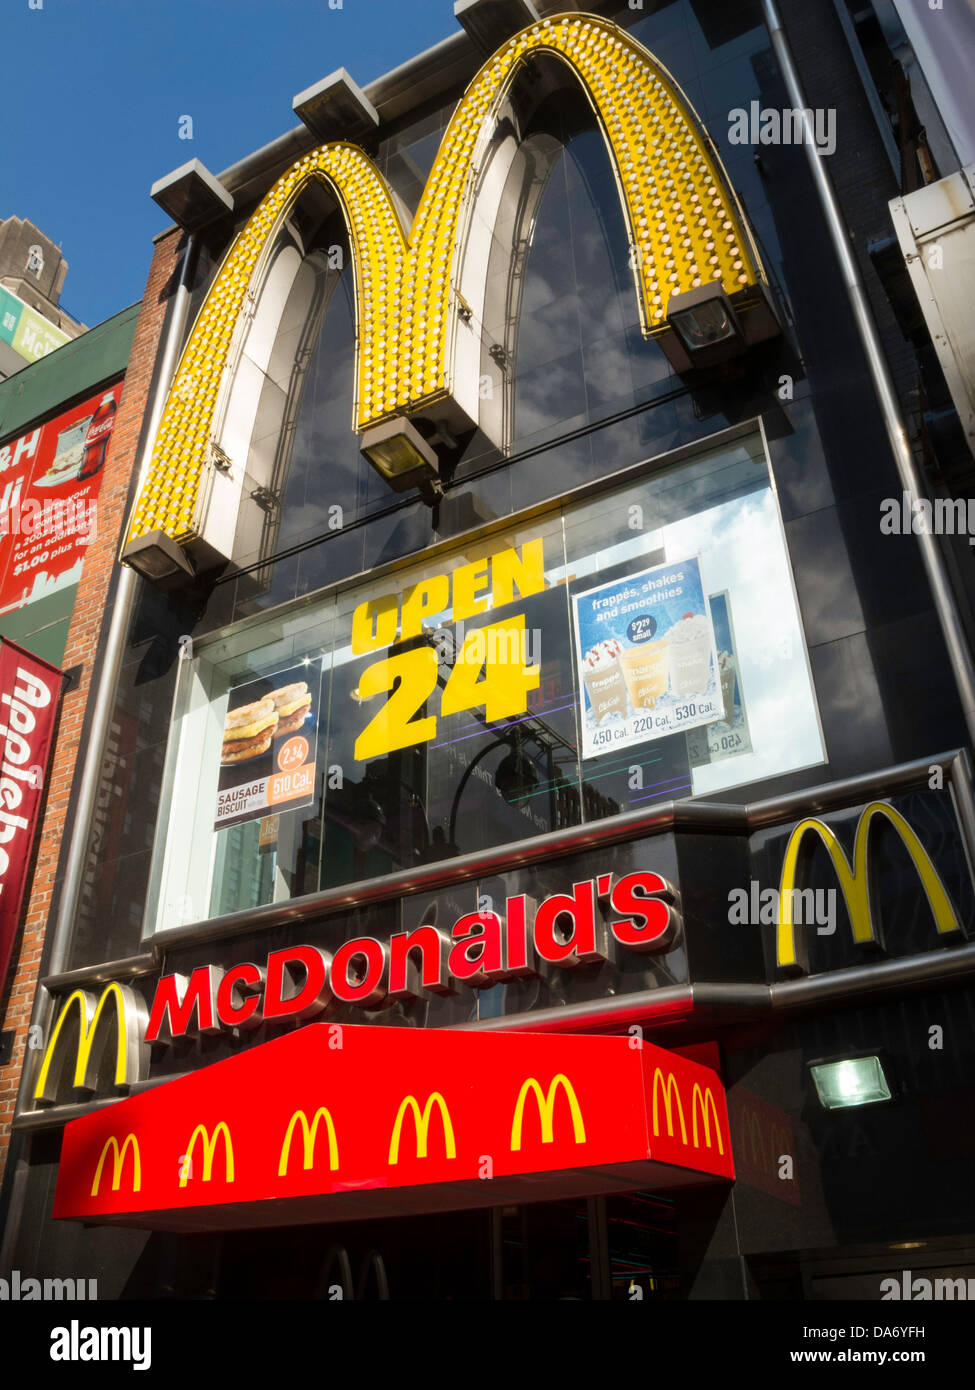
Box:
left=572, top=555, right=721, bottom=758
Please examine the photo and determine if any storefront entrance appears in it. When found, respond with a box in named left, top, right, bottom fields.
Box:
left=114, top=1192, right=685, bottom=1299
left=207, top=1193, right=681, bottom=1300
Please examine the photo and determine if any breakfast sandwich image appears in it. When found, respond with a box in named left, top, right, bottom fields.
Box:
left=33, top=417, right=93, bottom=487
left=214, top=663, right=321, bottom=830
left=221, top=694, right=279, bottom=765
left=269, top=680, right=312, bottom=736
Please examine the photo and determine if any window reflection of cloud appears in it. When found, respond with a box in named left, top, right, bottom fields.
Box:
left=664, top=492, right=825, bottom=792
left=515, top=125, right=639, bottom=441
left=515, top=353, right=586, bottom=437
left=517, top=294, right=583, bottom=366
left=583, top=337, right=641, bottom=405
left=521, top=262, right=567, bottom=316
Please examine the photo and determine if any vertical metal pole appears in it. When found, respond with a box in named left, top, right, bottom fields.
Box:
left=762, top=0, right=975, bottom=748
left=48, top=232, right=199, bottom=972
left=0, top=233, right=199, bottom=1272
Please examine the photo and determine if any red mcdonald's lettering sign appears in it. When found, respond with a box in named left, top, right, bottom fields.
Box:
left=144, top=871, right=680, bottom=1045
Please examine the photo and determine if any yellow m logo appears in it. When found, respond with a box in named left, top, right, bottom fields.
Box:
left=777, top=800, right=961, bottom=970
left=278, top=1107, right=340, bottom=1176
left=388, top=1092, right=456, bottom=1164
left=127, top=12, right=761, bottom=552
left=33, top=983, right=148, bottom=1105
left=739, top=1108, right=789, bottom=1171
left=741, top=1106, right=767, bottom=1167
left=651, top=1067, right=688, bottom=1144
left=179, top=1121, right=235, bottom=1187
left=90, top=1134, right=141, bottom=1197
left=510, top=1074, right=586, bottom=1150
left=691, top=1082, right=724, bottom=1154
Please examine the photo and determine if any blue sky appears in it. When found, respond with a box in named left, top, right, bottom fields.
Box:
left=5, top=0, right=455, bottom=328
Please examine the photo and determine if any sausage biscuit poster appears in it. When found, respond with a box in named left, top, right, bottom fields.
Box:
left=571, top=555, right=722, bottom=759
left=214, top=661, right=322, bottom=830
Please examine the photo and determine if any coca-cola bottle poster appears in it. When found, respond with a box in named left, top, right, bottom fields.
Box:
left=0, top=380, right=123, bottom=615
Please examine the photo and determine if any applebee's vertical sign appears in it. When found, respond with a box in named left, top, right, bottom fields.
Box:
left=0, top=639, right=62, bottom=989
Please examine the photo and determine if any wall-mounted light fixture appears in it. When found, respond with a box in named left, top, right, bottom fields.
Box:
left=121, top=529, right=196, bottom=586
left=360, top=417, right=442, bottom=504
left=454, top=0, right=541, bottom=55
left=660, top=281, right=782, bottom=373
left=808, top=1055, right=893, bottom=1111
left=150, top=159, right=234, bottom=233
left=292, top=68, right=379, bottom=144
left=667, top=283, right=743, bottom=356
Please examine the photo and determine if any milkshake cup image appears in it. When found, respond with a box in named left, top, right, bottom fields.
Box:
left=667, top=612, right=714, bottom=697
left=34, top=417, right=92, bottom=487
left=717, top=650, right=737, bottom=723
left=619, top=640, right=669, bottom=710
left=582, top=638, right=628, bottom=725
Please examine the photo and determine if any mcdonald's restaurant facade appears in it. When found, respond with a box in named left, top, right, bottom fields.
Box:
left=3, top=0, right=975, bottom=1302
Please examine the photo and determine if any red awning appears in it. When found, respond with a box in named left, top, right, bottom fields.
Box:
left=53, top=1024, right=734, bottom=1231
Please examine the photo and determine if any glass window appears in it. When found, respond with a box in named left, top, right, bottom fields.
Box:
left=148, top=429, right=824, bottom=932
left=563, top=432, right=824, bottom=812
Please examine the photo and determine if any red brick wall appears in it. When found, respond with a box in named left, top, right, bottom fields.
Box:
left=0, top=229, right=181, bottom=1178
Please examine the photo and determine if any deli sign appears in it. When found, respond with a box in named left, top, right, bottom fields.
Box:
left=0, top=639, right=62, bottom=989
left=145, top=871, right=680, bottom=1044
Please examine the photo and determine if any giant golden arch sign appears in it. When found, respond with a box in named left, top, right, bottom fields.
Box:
left=776, top=800, right=963, bottom=971
left=33, top=982, right=149, bottom=1105
left=128, top=12, right=762, bottom=550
